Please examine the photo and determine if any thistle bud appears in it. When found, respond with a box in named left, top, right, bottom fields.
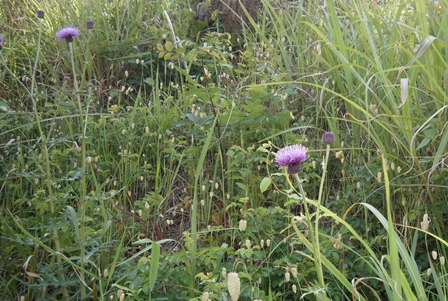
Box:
left=37, top=10, right=45, bottom=18
left=87, top=19, right=95, bottom=29
left=322, top=131, right=335, bottom=145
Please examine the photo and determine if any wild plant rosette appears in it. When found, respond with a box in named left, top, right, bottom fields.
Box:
left=276, top=144, right=308, bottom=174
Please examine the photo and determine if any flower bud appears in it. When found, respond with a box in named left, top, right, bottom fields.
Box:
left=37, top=10, right=45, bottom=18
left=322, top=131, right=335, bottom=145
left=87, top=19, right=95, bottom=29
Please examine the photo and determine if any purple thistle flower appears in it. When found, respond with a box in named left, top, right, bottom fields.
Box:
left=322, top=131, right=335, bottom=145
left=276, top=144, right=308, bottom=174
left=56, top=26, right=80, bottom=42
left=0, top=35, right=4, bottom=50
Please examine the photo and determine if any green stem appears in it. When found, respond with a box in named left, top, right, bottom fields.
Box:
left=31, top=18, right=69, bottom=298
left=190, top=117, right=217, bottom=296
left=293, top=170, right=328, bottom=300
left=69, top=41, right=87, bottom=299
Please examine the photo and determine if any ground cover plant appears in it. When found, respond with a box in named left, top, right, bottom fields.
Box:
left=1, top=0, right=447, bottom=300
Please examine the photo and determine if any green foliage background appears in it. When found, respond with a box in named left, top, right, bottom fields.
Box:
left=0, top=0, right=447, bottom=300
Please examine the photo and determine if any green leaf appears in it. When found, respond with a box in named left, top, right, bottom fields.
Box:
left=148, top=241, right=160, bottom=292
left=260, top=177, right=272, bottom=193
left=165, top=41, right=173, bottom=52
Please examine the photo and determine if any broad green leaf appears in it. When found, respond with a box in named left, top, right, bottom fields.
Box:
left=165, top=41, right=173, bottom=52
left=260, top=177, right=272, bottom=193
left=148, top=241, right=160, bottom=292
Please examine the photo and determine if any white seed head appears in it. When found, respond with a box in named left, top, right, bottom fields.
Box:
left=227, top=272, right=241, bottom=301
left=290, top=267, right=298, bottom=278
left=222, top=267, right=227, bottom=279
left=117, top=289, right=124, bottom=298
left=440, top=256, right=445, bottom=265
left=292, top=284, right=297, bottom=293
left=202, top=292, right=210, bottom=301
left=266, top=239, right=271, bottom=247
left=285, top=271, right=290, bottom=282
left=377, top=171, right=382, bottom=183
left=260, top=239, right=265, bottom=248
left=421, top=213, right=430, bottom=231
left=238, top=219, right=247, bottom=231
left=432, top=250, right=438, bottom=260
left=245, top=239, right=251, bottom=249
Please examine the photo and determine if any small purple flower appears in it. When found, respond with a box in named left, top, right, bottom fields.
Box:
left=56, top=26, right=80, bottom=42
left=0, top=35, right=4, bottom=50
left=322, top=132, right=335, bottom=145
left=37, top=10, right=45, bottom=19
left=276, top=144, right=308, bottom=173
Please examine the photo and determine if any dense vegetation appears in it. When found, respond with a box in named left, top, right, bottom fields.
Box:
left=1, top=0, right=447, bottom=300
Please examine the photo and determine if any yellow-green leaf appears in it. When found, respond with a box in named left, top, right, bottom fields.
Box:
left=165, top=41, right=173, bottom=52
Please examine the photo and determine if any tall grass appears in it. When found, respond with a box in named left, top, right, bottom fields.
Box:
left=1, top=0, right=447, bottom=300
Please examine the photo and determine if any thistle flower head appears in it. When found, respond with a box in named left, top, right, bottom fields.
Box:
left=56, top=26, right=80, bottom=42
left=0, top=35, right=4, bottom=50
left=37, top=10, right=45, bottom=19
left=322, top=131, right=335, bottom=145
left=276, top=144, right=308, bottom=174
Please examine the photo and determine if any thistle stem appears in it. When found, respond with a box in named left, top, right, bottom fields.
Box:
left=69, top=41, right=88, bottom=299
